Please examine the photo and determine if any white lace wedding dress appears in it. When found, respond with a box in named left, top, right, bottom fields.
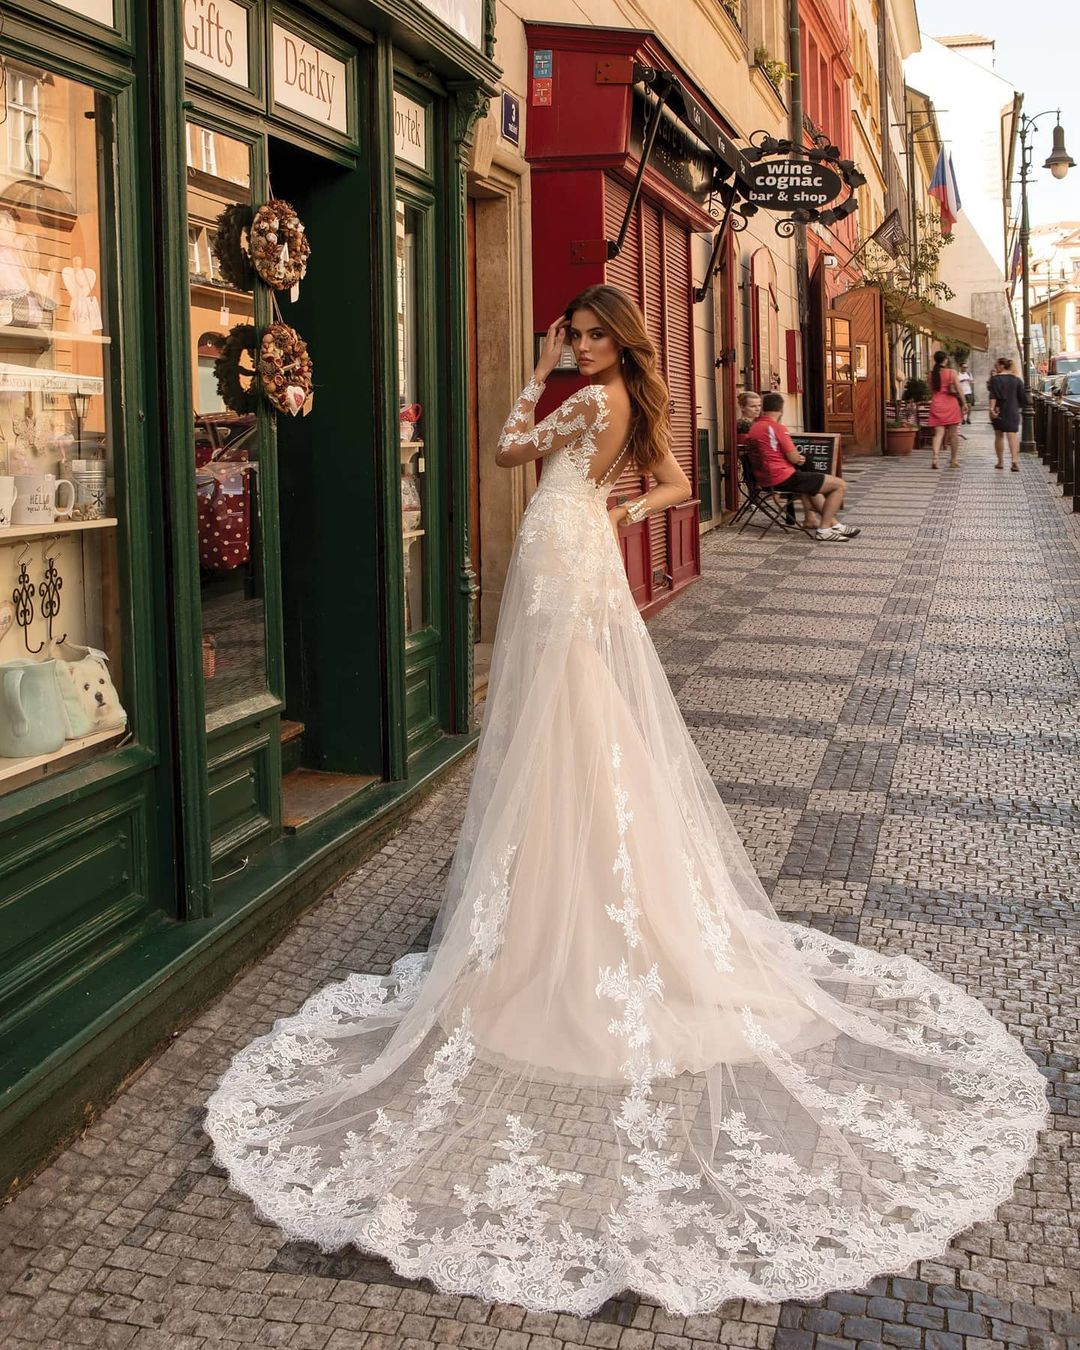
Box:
left=206, top=379, right=1047, bottom=1315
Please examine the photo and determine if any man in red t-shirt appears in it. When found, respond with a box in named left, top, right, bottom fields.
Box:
left=744, top=393, right=857, bottom=542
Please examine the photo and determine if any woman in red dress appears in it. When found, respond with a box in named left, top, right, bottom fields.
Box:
left=928, top=350, right=963, bottom=469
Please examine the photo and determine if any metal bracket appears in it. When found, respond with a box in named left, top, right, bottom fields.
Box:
left=607, top=70, right=677, bottom=261
left=570, top=239, right=612, bottom=265
left=595, top=57, right=636, bottom=85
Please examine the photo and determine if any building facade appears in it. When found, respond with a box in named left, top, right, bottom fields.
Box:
left=904, top=32, right=1021, bottom=388
left=1027, top=222, right=1080, bottom=367
left=464, top=0, right=809, bottom=638
left=0, top=0, right=498, bottom=1189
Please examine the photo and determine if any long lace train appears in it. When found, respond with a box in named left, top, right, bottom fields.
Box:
left=205, top=379, right=1047, bottom=1315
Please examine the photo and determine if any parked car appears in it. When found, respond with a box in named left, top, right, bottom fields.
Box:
left=1048, top=353, right=1080, bottom=377
left=1057, top=371, right=1080, bottom=410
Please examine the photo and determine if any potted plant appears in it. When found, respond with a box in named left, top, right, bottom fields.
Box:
left=901, top=376, right=930, bottom=405
left=885, top=410, right=918, bottom=456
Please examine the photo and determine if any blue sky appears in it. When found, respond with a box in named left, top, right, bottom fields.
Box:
left=916, top=0, right=1080, bottom=228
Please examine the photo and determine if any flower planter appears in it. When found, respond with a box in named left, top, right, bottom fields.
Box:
left=885, top=427, right=917, bottom=456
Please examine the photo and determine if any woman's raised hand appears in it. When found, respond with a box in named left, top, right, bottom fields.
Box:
left=534, top=316, right=568, bottom=382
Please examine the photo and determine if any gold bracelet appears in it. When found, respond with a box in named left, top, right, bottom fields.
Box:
left=625, top=496, right=649, bottom=524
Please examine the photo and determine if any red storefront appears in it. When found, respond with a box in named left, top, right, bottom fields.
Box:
left=524, top=24, right=739, bottom=612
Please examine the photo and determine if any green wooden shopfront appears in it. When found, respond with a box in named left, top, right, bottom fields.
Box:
left=0, top=0, right=497, bottom=1188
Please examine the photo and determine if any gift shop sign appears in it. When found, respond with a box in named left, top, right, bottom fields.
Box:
left=273, top=25, right=348, bottom=133
left=746, top=159, right=844, bottom=210
left=394, top=93, right=427, bottom=170
left=50, top=0, right=114, bottom=26
left=183, top=0, right=249, bottom=88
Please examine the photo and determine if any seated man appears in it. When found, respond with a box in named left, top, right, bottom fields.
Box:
left=744, top=393, right=858, bottom=542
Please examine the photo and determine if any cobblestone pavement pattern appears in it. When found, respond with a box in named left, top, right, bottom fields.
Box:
left=2, top=427, right=1079, bottom=1349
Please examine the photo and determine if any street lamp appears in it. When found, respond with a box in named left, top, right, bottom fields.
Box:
left=1019, top=110, right=1074, bottom=452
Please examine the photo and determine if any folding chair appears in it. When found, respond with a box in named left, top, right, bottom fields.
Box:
left=729, top=452, right=800, bottom=536
left=915, top=402, right=933, bottom=448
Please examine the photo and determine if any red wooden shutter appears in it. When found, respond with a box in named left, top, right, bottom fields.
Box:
left=601, top=177, right=701, bottom=607
left=663, top=217, right=699, bottom=589
left=604, top=177, right=651, bottom=605
left=605, top=176, right=641, bottom=305
left=663, top=217, right=694, bottom=491
left=641, top=202, right=668, bottom=582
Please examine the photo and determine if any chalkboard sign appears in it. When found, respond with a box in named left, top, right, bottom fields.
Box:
left=790, top=432, right=841, bottom=477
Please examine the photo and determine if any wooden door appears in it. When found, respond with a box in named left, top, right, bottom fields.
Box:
left=833, top=285, right=884, bottom=454
left=824, top=311, right=856, bottom=447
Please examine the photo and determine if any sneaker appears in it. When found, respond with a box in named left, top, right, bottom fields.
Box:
left=833, top=523, right=861, bottom=538
left=814, top=526, right=851, bottom=542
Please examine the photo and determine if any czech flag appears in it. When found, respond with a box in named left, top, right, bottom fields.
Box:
left=929, top=147, right=962, bottom=234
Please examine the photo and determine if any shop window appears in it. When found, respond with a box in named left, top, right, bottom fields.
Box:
left=396, top=197, right=428, bottom=636
left=0, top=72, right=126, bottom=792
left=6, top=70, right=42, bottom=178
left=185, top=122, right=268, bottom=720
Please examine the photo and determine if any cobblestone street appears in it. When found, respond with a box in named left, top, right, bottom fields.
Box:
left=2, top=427, right=1079, bottom=1350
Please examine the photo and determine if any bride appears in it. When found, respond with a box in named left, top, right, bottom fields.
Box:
left=206, top=284, right=1046, bottom=1315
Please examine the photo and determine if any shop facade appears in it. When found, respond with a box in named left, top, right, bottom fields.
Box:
left=522, top=24, right=738, bottom=612
left=0, top=0, right=497, bottom=1187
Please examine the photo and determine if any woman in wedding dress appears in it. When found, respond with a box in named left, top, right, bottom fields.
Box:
left=206, top=285, right=1046, bottom=1316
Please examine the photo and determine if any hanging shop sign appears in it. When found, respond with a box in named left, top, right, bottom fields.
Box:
left=629, top=90, right=715, bottom=211
left=746, top=159, right=844, bottom=211
left=394, top=92, right=428, bottom=170
left=418, top=0, right=484, bottom=48
left=183, top=0, right=250, bottom=88
left=50, top=0, right=113, bottom=26
left=273, top=24, right=347, bottom=133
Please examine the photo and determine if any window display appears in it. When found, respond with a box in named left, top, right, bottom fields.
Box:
left=396, top=197, right=427, bottom=635
left=186, top=122, right=269, bottom=720
left=0, top=66, right=126, bottom=792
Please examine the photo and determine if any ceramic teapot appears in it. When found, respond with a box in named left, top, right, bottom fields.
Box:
left=0, top=658, right=66, bottom=758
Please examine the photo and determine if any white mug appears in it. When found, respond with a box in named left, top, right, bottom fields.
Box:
left=0, top=475, right=15, bottom=528
left=11, top=473, right=75, bottom=526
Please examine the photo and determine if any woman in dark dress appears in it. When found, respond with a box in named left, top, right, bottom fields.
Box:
left=988, top=357, right=1028, bottom=471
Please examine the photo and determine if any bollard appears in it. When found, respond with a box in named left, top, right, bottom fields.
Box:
left=1037, top=397, right=1048, bottom=463
left=1073, top=416, right=1080, bottom=513
left=1063, top=411, right=1076, bottom=498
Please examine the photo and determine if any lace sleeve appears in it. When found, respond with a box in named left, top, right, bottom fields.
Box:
left=495, top=381, right=608, bottom=467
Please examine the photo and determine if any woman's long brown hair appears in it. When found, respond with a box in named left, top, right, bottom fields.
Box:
left=563, top=284, right=671, bottom=473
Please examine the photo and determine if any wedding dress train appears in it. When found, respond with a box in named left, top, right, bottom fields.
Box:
left=206, top=379, right=1047, bottom=1315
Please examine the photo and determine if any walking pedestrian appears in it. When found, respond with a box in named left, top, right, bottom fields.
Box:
left=988, top=356, right=1028, bottom=471
left=957, top=362, right=974, bottom=423
left=928, top=350, right=964, bottom=469
left=207, top=283, right=1046, bottom=1316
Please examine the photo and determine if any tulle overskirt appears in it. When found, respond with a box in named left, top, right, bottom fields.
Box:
left=206, top=483, right=1047, bottom=1315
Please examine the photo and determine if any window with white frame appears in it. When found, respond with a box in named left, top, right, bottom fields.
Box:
left=200, top=128, right=217, bottom=176
left=6, top=71, right=41, bottom=176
